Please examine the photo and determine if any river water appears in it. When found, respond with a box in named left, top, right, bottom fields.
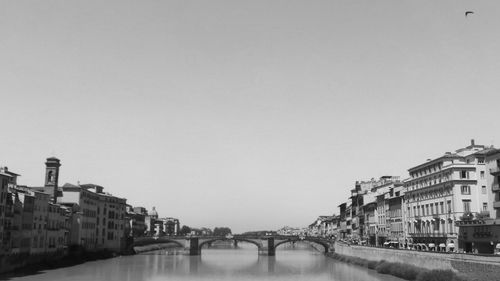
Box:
left=4, top=243, right=403, bottom=281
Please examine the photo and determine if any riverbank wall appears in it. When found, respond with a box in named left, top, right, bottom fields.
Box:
left=0, top=250, right=76, bottom=274
left=334, top=242, right=500, bottom=281
left=0, top=248, right=116, bottom=275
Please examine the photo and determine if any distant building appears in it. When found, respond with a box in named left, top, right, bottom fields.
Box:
left=338, top=202, right=347, bottom=239
left=125, top=205, right=147, bottom=237
left=162, top=217, right=180, bottom=236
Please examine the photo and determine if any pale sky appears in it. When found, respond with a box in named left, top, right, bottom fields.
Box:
left=1, top=0, right=500, bottom=233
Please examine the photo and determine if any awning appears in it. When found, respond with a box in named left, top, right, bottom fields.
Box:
left=428, top=243, right=435, bottom=248
left=439, top=243, right=446, bottom=248
left=448, top=243, right=455, bottom=248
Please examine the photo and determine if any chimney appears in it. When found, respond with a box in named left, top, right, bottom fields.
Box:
left=471, top=139, right=475, bottom=146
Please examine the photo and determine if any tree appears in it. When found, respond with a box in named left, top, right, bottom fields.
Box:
left=179, top=225, right=191, bottom=236
left=213, top=227, right=232, bottom=236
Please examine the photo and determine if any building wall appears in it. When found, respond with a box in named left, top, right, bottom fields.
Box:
left=0, top=174, right=8, bottom=254
left=405, top=142, right=492, bottom=250
left=486, top=151, right=500, bottom=219
left=19, top=192, right=34, bottom=254
left=59, top=187, right=97, bottom=250
left=30, top=192, right=50, bottom=254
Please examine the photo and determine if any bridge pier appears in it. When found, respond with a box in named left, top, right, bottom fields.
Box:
left=189, top=237, right=200, bottom=256
left=258, top=237, right=275, bottom=256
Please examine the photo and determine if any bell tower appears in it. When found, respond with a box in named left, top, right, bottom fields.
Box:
left=45, top=157, right=61, bottom=203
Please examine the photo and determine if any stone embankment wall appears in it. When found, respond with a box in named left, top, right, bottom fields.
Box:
left=0, top=251, right=65, bottom=274
left=334, top=242, right=500, bottom=281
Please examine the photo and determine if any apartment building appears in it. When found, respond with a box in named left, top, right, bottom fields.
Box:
left=405, top=140, right=492, bottom=252
left=455, top=148, right=500, bottom=254
left=30, top=191, right=51, bottom=254
left=59, top=183, right=99, bottom=250
left=386, top=184, right=405, bottom=245
left=59, top=183, right=127, bottom=252
left=46, top=202, right=69, bottom=254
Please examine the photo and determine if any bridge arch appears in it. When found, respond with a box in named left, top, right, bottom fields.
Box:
left=198, top=238, right=262, bottom=252
left=274, top=238, right=330, bottom=253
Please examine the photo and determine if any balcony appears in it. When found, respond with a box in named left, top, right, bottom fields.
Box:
left=490, top=166, right=500, bottom=175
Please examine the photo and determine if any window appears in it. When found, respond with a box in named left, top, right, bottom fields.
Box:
left=482, top=186, right=487, bottom=194
left=483, top=203, right=488, bottom=211
left=447, top=200, right=452, bottom=213
left=460, top=171, right=468, bottom=179
left=478, top=158, right=484, bottom=164
left=461, top=185, right=471, bottom=195
left=440, top=202, right=444, bottom=213
left=480, top=171, right=485, bottom=179
left=463, top=200, right=471, bottom=213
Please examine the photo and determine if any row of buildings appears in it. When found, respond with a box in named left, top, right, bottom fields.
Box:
left=308, top=140, right=500, bottom=254
left=0, top=157, right=179, bottom=260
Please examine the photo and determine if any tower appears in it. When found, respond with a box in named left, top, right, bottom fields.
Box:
left=45, top=157, right=61, bottom=203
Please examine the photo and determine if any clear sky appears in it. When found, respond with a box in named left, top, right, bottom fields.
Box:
left=1, top=0, right=500, bottom=233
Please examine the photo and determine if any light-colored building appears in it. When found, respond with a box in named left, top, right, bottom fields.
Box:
left=59, top=183, right=98, bottom=250
left=405, top=140, right=493, bottom=252
left=59, top=183, right=127, bottom=252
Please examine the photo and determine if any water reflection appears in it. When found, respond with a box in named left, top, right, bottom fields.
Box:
left=3, top=244, right=403, bottom=281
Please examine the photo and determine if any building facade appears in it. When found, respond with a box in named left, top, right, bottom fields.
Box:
left=59, top=183, right=127, bottom=252
left=405, top=140, right=493, bottom=252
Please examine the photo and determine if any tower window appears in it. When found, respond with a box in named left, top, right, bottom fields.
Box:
left=48, top=171, right=54, bottom=183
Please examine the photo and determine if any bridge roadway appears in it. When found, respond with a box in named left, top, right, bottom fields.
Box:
left=130, top=235, right=335, bottom=256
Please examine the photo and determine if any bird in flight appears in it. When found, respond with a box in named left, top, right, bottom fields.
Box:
left=465, top=11, right=474, bottom=17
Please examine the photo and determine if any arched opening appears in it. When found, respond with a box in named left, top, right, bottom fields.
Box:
left=47, top=171, right=54, bottom=183
left=198, top=238, right=261, bottom=254
left=274, top=239, right=329, bottom=253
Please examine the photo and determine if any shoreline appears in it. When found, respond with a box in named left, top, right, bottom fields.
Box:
left=325, top=252, right=466, bottom=281
left=0, top=244, right=183, bottom=278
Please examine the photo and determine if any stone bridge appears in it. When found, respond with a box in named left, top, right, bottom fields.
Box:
left=130, top=235, right=334, bottom=256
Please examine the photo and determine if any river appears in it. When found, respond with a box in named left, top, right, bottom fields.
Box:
left=2, top=243, right=403, bottom=281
